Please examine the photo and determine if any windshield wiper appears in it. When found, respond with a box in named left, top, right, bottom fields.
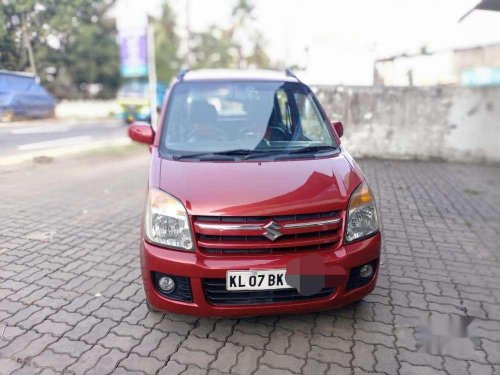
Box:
left=172, top=149, right=269, bottom=160
left=172, top=146, right=337, bottom=161
left=286, top=145, right=338, bottom=154
left=172, top=152, right=214, bottom=160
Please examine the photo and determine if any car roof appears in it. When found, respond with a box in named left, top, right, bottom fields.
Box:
left=0, top=70, right=36, bottom=79
left=182, top=69, right=299, bottom=82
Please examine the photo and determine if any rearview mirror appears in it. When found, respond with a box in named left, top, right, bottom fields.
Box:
left=331, top=121, right=343, bottom=138
left=128, top=122, right=154, bottom=145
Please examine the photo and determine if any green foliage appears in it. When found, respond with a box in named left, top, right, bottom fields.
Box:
left=188, top=0, right=271, bottom=70
left=0, top=0, right=120, bottom=99
left=190, top=26, right=236, bottom=69
left=153, top=1, right=181, bottom=83
left=0, top=0, right=274, bottom=99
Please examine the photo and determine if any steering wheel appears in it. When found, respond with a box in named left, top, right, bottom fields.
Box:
left=238, top=126, right=265, bottom=142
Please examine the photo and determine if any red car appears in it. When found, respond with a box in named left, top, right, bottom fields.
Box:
left=129, top=69, right=381, bottom=317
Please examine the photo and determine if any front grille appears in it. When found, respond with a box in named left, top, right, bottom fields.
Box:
left=193, top=211, right=343, bottom=255
left=202, top=278, right=335, bottom=305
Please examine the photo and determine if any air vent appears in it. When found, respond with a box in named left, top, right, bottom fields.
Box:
left=199, top=157, right=235, bottom=162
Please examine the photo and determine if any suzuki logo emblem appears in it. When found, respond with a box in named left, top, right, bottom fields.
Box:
left=263, top=221, right=282, bottom=241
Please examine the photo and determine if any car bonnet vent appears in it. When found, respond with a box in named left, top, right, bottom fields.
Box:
left=199, top=157, right=235, bottom=162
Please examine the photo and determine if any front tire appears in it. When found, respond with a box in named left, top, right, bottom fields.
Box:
left=1, top=110, right=14, bottom=122
left=146, top=301, right=160, bottom=313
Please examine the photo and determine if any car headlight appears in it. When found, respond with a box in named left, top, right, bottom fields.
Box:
left=144, top=188, right=194, bottom=251
left=345, top=181, right=379, bottom=243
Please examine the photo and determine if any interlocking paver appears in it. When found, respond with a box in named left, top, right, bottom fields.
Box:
left=1, top=151, right=499, bottom=375
left=302, top=358, right=328, bottom=375
left=80, top=318, right=118, bottom=345
left=209, top=342, right=242, bottom=373
left=31, top=349, right=76, bottom=373
left=98, top=332, right=139, bottom=352
left=150, top=332, right=184, bottom=360
left=65, top=344, right=109, bottom=374
left=260, top=351, right=306, bottom=373
left=65, top=315, right=101, bottom=341
left=232, top=346, right=261, bottom=374
left=170, top=346, right=214, bottom=368
left=48, top=337, right=91, bottom=358
left=158, top=361, right=186, bottom=375
left=86, top=348, right=127, bottom=375
left=119, top=353, right=164, bottom=373
left=131, top=328, right=165, bottom=356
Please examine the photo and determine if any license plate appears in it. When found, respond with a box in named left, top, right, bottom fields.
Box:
left=226, top=269, right=291, bottom=291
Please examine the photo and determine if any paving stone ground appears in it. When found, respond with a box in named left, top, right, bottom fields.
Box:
left=1, top=150, right=500, bottom=375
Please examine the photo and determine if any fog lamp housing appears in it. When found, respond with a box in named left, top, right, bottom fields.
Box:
left=359, top=264, right=374, bottom=278
left=151, top=272, right=193, bottom=302
left=158, top=276, right=175, bottom=293
left=346, top=260, right=378, bottom=291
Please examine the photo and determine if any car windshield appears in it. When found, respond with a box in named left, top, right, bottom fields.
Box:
left=117, top=81, right=149, bottom=98
left=160, top=80, right=336, bottom=158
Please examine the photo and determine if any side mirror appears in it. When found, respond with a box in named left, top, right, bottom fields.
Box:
left=128, top=122, right=154, bottom=145
left=331, top=121, right=343, bottom=138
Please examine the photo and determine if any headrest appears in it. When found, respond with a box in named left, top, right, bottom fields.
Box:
left=190, top=100, right=217, bottom=124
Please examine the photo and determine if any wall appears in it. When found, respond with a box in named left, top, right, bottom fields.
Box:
left=313, top=86, right=500, bottom=164
left=454, top=44, right=500, bottom=78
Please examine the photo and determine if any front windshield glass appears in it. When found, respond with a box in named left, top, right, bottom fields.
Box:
left=161, top=80, right=336, bottom=156
left=117, top=81, right=148, bottom=99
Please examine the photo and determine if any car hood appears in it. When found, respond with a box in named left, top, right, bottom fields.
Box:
left=157, top=154, right=363, bottom=216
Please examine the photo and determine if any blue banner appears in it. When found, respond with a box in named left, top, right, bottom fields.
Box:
left=119, top=31, right=148, bottom=78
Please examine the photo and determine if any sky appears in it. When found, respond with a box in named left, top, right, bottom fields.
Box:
left=115, top=0, right=500, bottom=85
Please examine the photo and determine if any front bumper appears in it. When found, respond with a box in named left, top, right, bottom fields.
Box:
left=141, top=232, right=381, bottom=317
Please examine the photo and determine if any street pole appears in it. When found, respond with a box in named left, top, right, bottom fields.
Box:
left=185, top=0, right=191, bottom=66
left=147, top=19, right=158, bottom=129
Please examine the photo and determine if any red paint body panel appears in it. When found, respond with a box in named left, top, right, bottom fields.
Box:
left=156, top=152, right=362, bottom=216
left=142, top=233, right=381, bottom=317
left=141, top=150, right=380, bottom=316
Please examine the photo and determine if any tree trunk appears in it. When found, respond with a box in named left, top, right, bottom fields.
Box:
left=21, top=12, right=37, bottom=76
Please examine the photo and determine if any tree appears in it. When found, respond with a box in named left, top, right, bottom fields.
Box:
left=187, top=0, right=271, bottom=70
left=190, top=26, right=236, bottom=69
left=153, top=1, right=181, bottom=83
left=0, top=0, right=120, bottom=99
left=228, top=0, right=271, bottom=69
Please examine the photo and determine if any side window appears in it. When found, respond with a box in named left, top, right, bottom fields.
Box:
left=294, top=93, right=329, bottom=142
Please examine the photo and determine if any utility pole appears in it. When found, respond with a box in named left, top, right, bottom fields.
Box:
left=185, top=0, right=191, bottom=66
left=147, top=19, right=158, bottom=129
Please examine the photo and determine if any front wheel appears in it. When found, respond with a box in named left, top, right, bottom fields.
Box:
left=1, top=109, right=14, bottom=122
left=146, top=301, right=160, bottom=313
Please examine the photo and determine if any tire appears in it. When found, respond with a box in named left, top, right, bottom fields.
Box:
left=146, top=301, right=160, bottom=313
left=1, top=110, right=14, bottom=122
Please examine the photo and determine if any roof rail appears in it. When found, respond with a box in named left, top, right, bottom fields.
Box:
left=285, top=68, right=300, bottom=81
left=176, top=69, right=189, bottom=81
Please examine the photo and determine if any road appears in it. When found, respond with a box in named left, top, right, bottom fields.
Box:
left=0, top=119, right=128, bottom=160
left=0, top=151, right=500, bottom=374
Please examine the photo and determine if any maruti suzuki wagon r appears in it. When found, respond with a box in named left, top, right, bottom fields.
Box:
left=128, top=69, right=381, bottom=317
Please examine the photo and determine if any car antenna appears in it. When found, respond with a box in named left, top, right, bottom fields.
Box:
left=177, top=69, right=189, bottom=81
left=285, top=68, right=301, bottom=82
